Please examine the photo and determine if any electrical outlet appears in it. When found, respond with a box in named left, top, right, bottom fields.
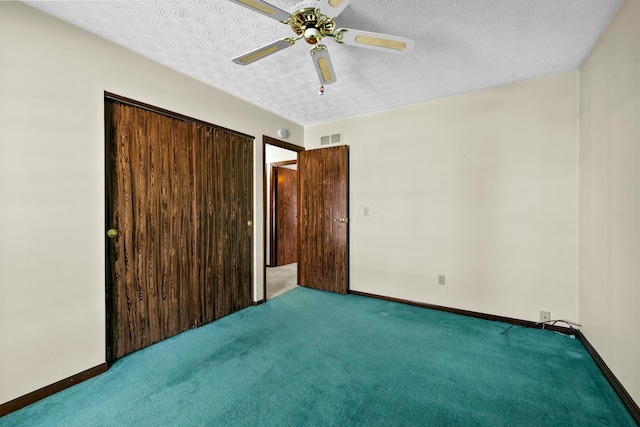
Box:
left=540, top=310, right=551, bottom=323
left=438, top=274, right=445, bottom=285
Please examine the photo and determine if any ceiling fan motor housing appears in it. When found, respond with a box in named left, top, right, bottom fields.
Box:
left=290, top=7, right=335, bottom=44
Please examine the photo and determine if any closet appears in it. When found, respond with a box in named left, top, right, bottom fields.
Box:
left=105, top=96, right=253, bottom=361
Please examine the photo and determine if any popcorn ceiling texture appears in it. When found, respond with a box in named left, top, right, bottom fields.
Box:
left=24, top=0, right=621, bottom=126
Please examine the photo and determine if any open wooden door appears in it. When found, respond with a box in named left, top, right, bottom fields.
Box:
left=298, top=145, right=349, bottom=294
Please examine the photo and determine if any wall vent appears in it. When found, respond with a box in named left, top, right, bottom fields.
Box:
left=320, top=132, right=343, bottom=145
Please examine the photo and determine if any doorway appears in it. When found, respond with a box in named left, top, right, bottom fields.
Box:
left=263, top=136, right=304, bottom=300
left=262, top=137, right=350, bottom=301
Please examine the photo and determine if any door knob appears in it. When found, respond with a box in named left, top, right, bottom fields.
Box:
left=247, top=220, right=252, bottom=227
left=106, top=229, right=118, bottom=238
left=334, top=217, right=349, bottom=223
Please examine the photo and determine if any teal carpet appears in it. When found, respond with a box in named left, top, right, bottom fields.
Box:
left=1, top=287, right=635, bottom=426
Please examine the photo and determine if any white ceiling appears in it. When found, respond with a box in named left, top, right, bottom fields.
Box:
left=24, top=0, right=622, bottom=126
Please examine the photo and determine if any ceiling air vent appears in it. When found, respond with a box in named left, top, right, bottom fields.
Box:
left=320, top=132, right=343, bottom=145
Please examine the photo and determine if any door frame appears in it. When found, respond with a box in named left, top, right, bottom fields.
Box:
left=262, top=136, right=304, bottom=303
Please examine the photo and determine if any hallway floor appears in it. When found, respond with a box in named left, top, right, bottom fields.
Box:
left=266, top=263, right=297, bottom=299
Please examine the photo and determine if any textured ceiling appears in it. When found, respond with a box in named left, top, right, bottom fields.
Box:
left=24, top=0, right=621, bottom=126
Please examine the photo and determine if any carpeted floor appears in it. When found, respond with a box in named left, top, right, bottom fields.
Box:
left=1, top=287, right=635, bottom=426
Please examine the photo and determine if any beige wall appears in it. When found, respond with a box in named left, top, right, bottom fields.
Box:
left=579, top=0, right=640, bottom=403
left=306, top=71, right=579, bottom=323
left=0, top=2, right=302, bottom=405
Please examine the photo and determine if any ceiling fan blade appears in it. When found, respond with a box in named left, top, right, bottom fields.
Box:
left=228, top=0, right=291, bottom=23
left=316, top=0, right=351, bottom=18
left=335, top=28, right=415, bottom=54
left=232, top=38, right=294, bottom=65
left=310, top=45, right=337, bottom=85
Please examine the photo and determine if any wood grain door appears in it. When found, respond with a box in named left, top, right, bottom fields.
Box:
left=272, top=165, right=297, bottom=266
left=106, top=98, right=253, bottom=362
left=105, top=101, right=197, bottom=361
left=211, top=129, right=253, bottom=320
left=193, top=125, right=253, bottom=323
left=298, top=145, right=349, bottom=294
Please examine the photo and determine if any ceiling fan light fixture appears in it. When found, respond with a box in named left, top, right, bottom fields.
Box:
left=304, top=28, right=322, bottom=44
left=229, top=0, right=415, bottom=85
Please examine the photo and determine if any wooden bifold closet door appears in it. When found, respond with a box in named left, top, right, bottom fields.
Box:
left=105, top=99, right=253, bottom=362
left=194, top=125, right=253, bottom=324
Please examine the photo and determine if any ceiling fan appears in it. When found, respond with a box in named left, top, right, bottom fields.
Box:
left=228, top=0, right=415, bottom=87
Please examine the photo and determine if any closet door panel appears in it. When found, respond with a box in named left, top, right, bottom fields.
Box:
left=194, top=124, right=217, bottom=325
left=106, top=102, right=195, bottom=361
left=211, top=130, right=253, bottom=319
